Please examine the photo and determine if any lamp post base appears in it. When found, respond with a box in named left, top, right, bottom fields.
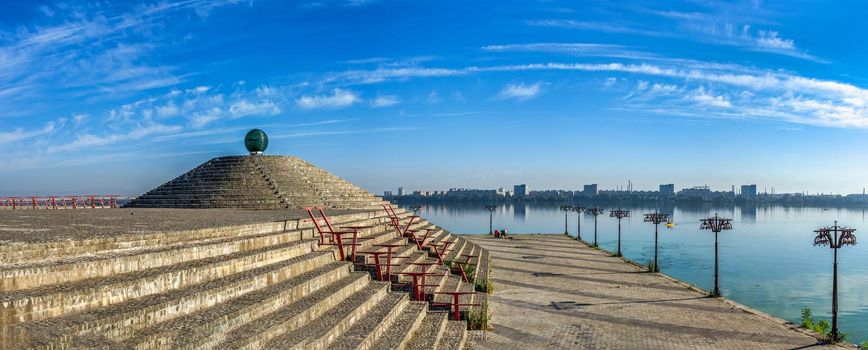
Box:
left=709, top=288, right=721, bottom=298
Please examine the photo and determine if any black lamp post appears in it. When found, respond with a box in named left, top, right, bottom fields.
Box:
left=573, top=206, right=586, bottom=240
left=643, top=210, right=669, bottom=272
left=699, top=213, right=733, bottom=297
left=587, top=208, right=605, bottom=246
left=560, top=205, right=574, bottom=235
left=484, top=205, right=497, bottom=235
left=609, top=209, right=630, bottom=257
left=813, top=221, right=857, bottom=342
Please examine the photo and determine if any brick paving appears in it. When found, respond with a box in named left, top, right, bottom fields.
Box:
left=465, top=234, right=847, bottom=350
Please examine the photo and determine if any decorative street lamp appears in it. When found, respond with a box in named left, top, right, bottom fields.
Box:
left=643, top=210, right=670, bottom=272
left=699, top=213, right=733, bottom=297
left=587, top=208, right=605, bottom=246
left=484, top=205, right=497, bottom=235
left=560, top=205, right=574, bottom=235
left=813, top=221, right=857, bottom=342
left=409, top=205, right=422, bottom=216
left=609, top=209, right=630, bottom=257
left=573, top=205, right=586, bottom=240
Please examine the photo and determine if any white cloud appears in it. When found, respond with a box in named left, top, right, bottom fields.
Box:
left=371, top=95, right=399, bottom=107
left=694, top=23, right=816, bottom=60
left=0, top=1, right=249, bottom=118
left=497, top=82, right=545, bottom=101
left=689, top=87, right=732, bottom=108
left=327, top=59, right=868, bottom=128
left=229, top=100, right=281, bottom=118
left=156, top=102, right=181, bottom=118
left=49, top=122, right=180, bottom=153
left=527, top=20, right=643, bottom=34
left=296, top=88, right=360, bottom=110
left=0, top=121, right=57, bottom=143
left=327, top=67, right=464, bottom=84
left=426, top=91, right=441, bottom=104
left=189, top=107, right=225, bottom=128
left=72, top=114, right=89, bottom=126
left=482, top=43, right=654, bottom=60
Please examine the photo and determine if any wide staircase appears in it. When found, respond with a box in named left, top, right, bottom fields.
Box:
left=125, top=156, right=388, bottom=210
left=1, top=208, right=490, bottom=349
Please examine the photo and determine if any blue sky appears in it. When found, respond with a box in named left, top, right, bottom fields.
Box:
left=1, top=0, right=868, bottom=196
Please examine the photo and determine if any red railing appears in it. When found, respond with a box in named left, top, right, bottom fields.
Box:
left=1, top=195, right=118, bottom=210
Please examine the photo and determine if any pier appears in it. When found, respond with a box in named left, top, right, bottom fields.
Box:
left=465, top=234, right=846, bottom=349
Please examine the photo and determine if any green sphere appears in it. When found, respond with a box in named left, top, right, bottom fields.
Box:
left=244, top=129, right=269, bottom=154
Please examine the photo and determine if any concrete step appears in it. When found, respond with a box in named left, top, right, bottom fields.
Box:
left=0, top=219, right=305, bottom=265
left=0, top=224, right=321, bottom=291
left=437, top=321, right=467, bottom=350
left=10, top=251, right=339, bottom=349
left=1, top=239, right=317, bottom=325
left=365, top=301, right=427, bottom=350
left=325, top=292, right=409, bottom=350
left=407, top=311, right=449, bottom=350
left=124, top=262, right=358, bottom=350
left=12, top=209, right=381, bottom=262
left=229, top=280, right=389, bottom=350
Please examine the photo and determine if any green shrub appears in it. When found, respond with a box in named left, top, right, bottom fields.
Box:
left=475, top=277, right=494, bottom=294
left=645, top=259, right=657, bottom=273
left=800, top=306, right=813, bottom=329
left=800, top=306, right=845, bottom=342
left=466, top=300, right=491, bottom=330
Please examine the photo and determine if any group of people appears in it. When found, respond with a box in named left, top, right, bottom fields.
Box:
left=492, top=228, right=509, bottom=238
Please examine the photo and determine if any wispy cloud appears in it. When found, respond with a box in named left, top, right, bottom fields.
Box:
left=296, top=88, right=361, bottom=110
left=271, top=127, right=417, bottom=139
left=322, top=60, right=868, bottom=128
left=526, top=19, right=660, bottom=36
left=106, top=84, right=283, bottom=128
left=0, top=1, right=248, bottom=117
left=690, top=23, right=821, bottom=61
left=371, top=95, right=399, bottom=107
left=49, top=123, right=181, bottom=153
left=0, top=121, right=59, bottom=144
left=482, top=43, right=655, bottom=60
left=497, top=82, right=545, bottom=101
left=530, top=3, right=821, bottom=62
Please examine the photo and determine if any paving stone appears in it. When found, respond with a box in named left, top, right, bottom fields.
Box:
left=464, top=234, right=848, bottom=350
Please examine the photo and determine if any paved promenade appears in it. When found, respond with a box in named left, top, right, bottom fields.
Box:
left=465, top=234, right=844, bottom=350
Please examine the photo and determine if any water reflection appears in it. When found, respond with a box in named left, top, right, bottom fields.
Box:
left=407, top=202, right=868, bottom=343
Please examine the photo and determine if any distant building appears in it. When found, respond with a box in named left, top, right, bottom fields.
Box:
left=384, top=191, right=393, bottom=197
left=583, top=184, right=598, bottom=195
left=659, top=184, right=675, bottom=196
left=513, top=184, right=527, bottom=198
left=678, top=186, right=733, bottom=202
left=741, top=185, right=757, bottom=200
left=397, top=187, right=405, bottom=196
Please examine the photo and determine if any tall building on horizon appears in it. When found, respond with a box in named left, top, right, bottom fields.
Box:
left=583, top=184, right=598, bottom=195
left=397, top=187, right=405, bottom=196
left=741, top=184, right=757, bottom=200
left=513, top=184, right=527, bottom=198
left=659, top=184, right=675, bottom=196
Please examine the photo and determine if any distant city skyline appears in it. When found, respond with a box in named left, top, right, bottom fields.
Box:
left=2, top=1, right=868, bottom=195
left=383, top=183, right=860, bottom=197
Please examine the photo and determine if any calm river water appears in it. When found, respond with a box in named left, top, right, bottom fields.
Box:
left=405, top=202, right=868, bottom=343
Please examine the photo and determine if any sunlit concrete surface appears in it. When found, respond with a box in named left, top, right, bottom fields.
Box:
left=466, top=234, right=846, bottom=350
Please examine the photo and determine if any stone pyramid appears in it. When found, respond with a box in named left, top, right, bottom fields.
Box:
left=126, top=155, right=387, bottom=210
